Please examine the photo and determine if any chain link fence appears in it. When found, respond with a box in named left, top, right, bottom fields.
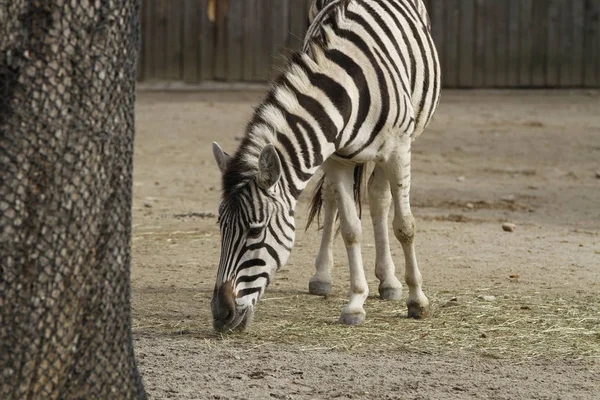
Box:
left=1, top=1, right=145, bottom=398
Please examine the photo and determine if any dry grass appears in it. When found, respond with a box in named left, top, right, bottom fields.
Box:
left=132, top=286, right=600, bottom=361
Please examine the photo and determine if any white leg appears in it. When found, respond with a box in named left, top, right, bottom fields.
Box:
left=323, top=160, right=369, bottom=325
left=309, top=178, right=336, bottom=296
left=382, top=142, right=430, bottom=319
left=368, top=166, right=403, bottom=300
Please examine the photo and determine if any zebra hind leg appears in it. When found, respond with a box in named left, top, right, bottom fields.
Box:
left=368, top=165, right=403, bottom=300
left=383, top=141, right=430, bottom=319
left=308, top=177, right=336, bottom=296
left=323, top=160, right=369, bottom=325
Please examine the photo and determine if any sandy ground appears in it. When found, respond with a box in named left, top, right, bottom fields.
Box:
left=131, top=90, right=600, bottom=399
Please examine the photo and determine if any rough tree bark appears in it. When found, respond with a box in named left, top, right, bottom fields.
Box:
left=0, top=0, right=145, bottom=398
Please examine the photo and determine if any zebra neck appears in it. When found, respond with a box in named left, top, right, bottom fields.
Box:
left=245, top=119, right=336, bottom=203
left=243, top=91, right=341, bottom=201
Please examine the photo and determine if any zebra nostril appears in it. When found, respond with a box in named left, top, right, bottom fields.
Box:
left=212, top=282, right=237, bottom=328
left=219, top=304, right=235, bottom=324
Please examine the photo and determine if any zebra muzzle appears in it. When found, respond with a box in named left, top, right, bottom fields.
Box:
left=211, top=281, right=254, bottom=332
left=211, top=281, right=236, bottom=330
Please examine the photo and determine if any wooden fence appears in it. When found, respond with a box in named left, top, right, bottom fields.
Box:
left=138, top=0, right=600, bottom=88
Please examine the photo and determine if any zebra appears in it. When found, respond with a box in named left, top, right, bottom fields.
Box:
left=211, top=0, right=441, bottom=331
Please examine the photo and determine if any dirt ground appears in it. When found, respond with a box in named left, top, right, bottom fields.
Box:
left=131, top=90, right=600, bottom=399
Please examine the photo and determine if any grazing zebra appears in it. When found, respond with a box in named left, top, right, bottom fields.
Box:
left=211, top=0, right=441, bottom=331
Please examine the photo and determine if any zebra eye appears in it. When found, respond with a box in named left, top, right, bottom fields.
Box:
left=247, top=226, right=263, bottom=239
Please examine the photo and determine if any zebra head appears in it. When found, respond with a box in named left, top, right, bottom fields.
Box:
left=211, top=142, right=295, bottom=332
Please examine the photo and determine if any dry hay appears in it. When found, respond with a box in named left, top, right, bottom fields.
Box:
left=132, top=286, right=600, bottom=361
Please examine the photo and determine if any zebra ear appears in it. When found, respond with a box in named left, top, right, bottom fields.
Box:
left=212, top=142, right=231, bottom=174
left=257, top=144, right=282, bottom=190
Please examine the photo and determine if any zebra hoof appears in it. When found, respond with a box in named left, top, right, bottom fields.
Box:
left=309, top=281, right=332, bottom=296
left=379, top=285, right=403, bottom=301
left=339, top=310, right=366, bottom=326
left=407, top=301, right=430, bottom=319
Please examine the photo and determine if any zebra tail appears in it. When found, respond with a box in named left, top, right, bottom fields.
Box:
left=305, top=174, right=325, bottom=231
left=353, top=163, right=365, bottom=221
left=305, top=164, right=367, bottom=231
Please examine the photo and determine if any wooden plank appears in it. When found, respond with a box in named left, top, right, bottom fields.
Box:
left=137, top=0, right=145, bottom=80
left=583, top=0, right=600, bottom=86
left=199, top=0, right=215, bottom=81
left=288, top=0, right=310, bottom=51
left=145, top=0, right=156, bottom=80
left=141, top=0, right=156, bottom=81
left=546, top=0, right=562, bottom=87
left=531, top=0, right=548, bottom=87
left=483, top=0, right=496, bottom=87
left=444, top=0, right=459, bottom=88
left=519, top=0, right=533, bottom=86
left=242, top=0, right=257, bottom=81
left=563, top=0, right=578, bottom=86
left=153, top=0, right=168, bottom=80
left=569, top=0, right=585, bottom=86
left=596, top=1, right=600, bottom=87
left=227, top=0, right=243, bottom=80
left=458, top=0, right=475, bottom=88
left=183, top=0, right=200, bottom=83
left=494, top=0, right=508, bottom=86
left=270, top=0, right=290, bottom=77
left=507, top=0, right=520, bottom=86
left=473, top=0, right=486, bottom=87
left=560, top=0, right=573, bottom=86
left=254, top=0, right=272, bottom=81
left=560, top=0, right=575, bottom=86
left=166, top=0, right=183, bottom=80
left=423, top=0, right=432, bottom=14
left=214, top=0, right=228, bottom=80
left=430, top=0, right=446, bottom=87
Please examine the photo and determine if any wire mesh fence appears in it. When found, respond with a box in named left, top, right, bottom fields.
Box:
left=1, top=1, right=146, bottom=398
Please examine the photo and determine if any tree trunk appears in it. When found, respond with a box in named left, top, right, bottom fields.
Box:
left=0, top=0, right=145, bottom=398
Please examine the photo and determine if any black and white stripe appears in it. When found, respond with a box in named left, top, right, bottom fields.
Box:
left=216, top=178, right=295, bottom=306
left=213, top=0, right=440, bottom=327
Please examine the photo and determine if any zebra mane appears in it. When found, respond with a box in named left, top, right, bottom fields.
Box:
left=221, top=50, right=319, bottom=200
left=221, top=1, right=350, bottom=200
left=304, top=0, right=348, bottom=56
left=221, top=79, right=292, bottom=199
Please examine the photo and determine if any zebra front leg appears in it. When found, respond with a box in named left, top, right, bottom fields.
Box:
left=309, top=177, right=336, bottom=296
left=368, top=165, right=403, bottom=300
left=383, top=143, right=430, bottom=319
left=324, top=161, right=369, bottom=325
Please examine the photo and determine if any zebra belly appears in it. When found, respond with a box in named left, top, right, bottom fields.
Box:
left=332, top=125, right=413, bottom=165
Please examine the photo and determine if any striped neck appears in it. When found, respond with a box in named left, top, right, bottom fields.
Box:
left=229, top=54, right=347, bottom=203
